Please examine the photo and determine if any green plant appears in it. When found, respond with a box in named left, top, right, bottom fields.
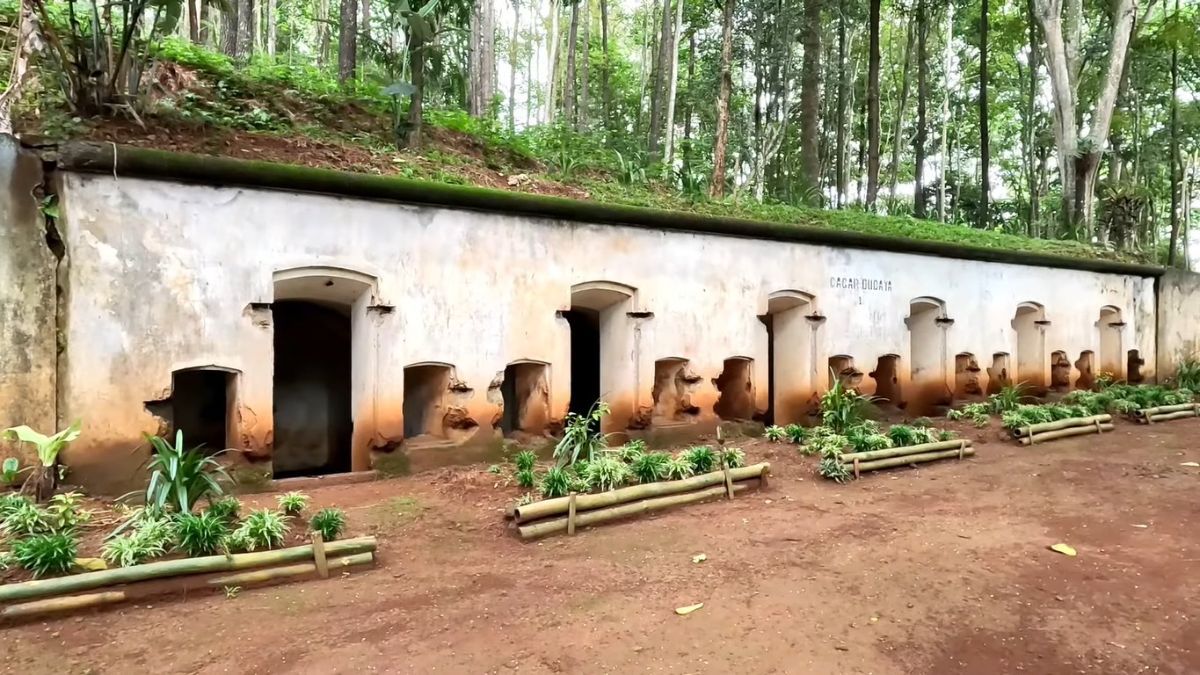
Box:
left=846, top=425, right=892, bottom=453
left=763, top=425, right=786, bottom=442
left=818, top=457, right=853, bottom=484
left=988, top=384, right=1025, bottom=413
left=948, top=402, right=992, bottom=427
left=0, top=493, right=32, bottom=520
left=12, top=532, right=77, bottom=577
left=721, top=447, right=746, bottom=468
left=276, top=491, right=310, bottom=516
left=553, top=402, right=611, bottom=467
left=911, top=417, right=934, bottom=428
left=235, top=510, right=291, bottom=551
left=487, top=464, right=503, bottom=474
left=1, top=501, right=49, bottom=537
left=664, top=455, right=694, bottom=480
left=45, top=491, right=89, bottom=533
left=205, top=496, right=242, bottom=524
left=224, top=585, right=241, bottom=599
left=513, top=450, right=538, bottom=472
left=614, top=150, right=646, bottom=185
left=1, top=420, right=81, bottom=500
left=615, top=439, right=648, bottom=463
left=820, top=373, right=867, bottom=432
left=133, top=510, right=178, bottom=550
left=145, top=430, right=229, bottom=512
left=540, top=467, right=572, bottom=498
left=102, top=530, right=167, bottom=567
left=937, top=430, right=957, bottom=441
left=309, top=508, right=348, bottom=541
left=887, top=425, right=935, bottom=447
left=629, top=451, right=671, bottom=483
left=682, top=446, right=717, bottom=474
left=222, top=529, right=253, bottom=554
left=513, top=492, right=538, bottom=508
left=515, top=468, right=537, bottom=489
left=783, top=424, right=808, bottom=444
left=583, top=456, right=631, bottom=491
left=1175, top=359, right=1200, bottom=391
left=2, top=457, right=30, bottom=485
left=806, top=426, right=848, bottom=458
left=175, top=510, right=230, bottom=557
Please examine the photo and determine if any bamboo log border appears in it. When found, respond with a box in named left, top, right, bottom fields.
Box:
left=1134, top=403, right=1200, bottom=424
left=1017, top=423, right=1114, bottom=445
left=838, top=439, right=974, bottom=477
left=1011, top=414, right=1111, bottom=439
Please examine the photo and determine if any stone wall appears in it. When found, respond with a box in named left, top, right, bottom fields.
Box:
left=1155, top=269, right=1200, bottom=381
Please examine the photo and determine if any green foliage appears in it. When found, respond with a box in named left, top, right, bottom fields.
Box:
left=805, top=426, right=847, bottom=458
left=1, top=501, right=49, bottom=537
left=820, top=374, right=867, bottom=432
left=988, top=385, right=1025, bottom=413
left=553, top=402, right=610, bottom=467
left=1, top=420, right=81, bottom=470
left=12, top=532, right=78, bottom=578
left=276, top=491, right=310, bottom=516
left=784, top=424, right=809, bottom=444
left=144, top=431, right=229, bottom=512
left=763, top=425, right=787, bottom=442
left=44, top=491, right=89, bottom=533
left=514, top=468, right=537, bottom=489
left=310, top=508, right=348, bottom=541
left=947, top=402, right=993, bottom=427
left=846, top=424, right=893, bottom=453
left=887, top=425, right=936, bottom=448
left=721, top=447, right=746, bottom=469
left=682, top=446, right=717, bottom=474
left=664, top=456, right=695, bottom=481
left=583, top=457, right=631, bottom=492
left=175, top=510, right=230, bottom=557
left=2, top=457, right=29, bottom=485
left=234, top=510, right=291, bottom=551
left=629, top=451, right=671, bottom=483
left=1174, top=359, right=1200, bottom=391
left=0, top=493, right=32, bottom=521
left=512, top=450, right=538, bottom=472
left=818, top=457, right=852, bottom=484
left=103, top=531, right=167, bottom=568
left=204, top=496, right=242, bottom=524
left=614, top=151, right=647, bottom=185
left=540, top=467, right=572, bottom=498
left=616, top=439, right=649, bottom=463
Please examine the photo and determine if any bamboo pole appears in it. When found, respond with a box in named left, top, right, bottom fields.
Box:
left=1012, top=414, right=1111, bottom=438
left=512, top=463, right=770, bottom=523
left=840, top=439, right=971, bottom=463
left=1135, top=403, right=1196, bottom=417
left=1146, top=409, right=1198, bottom=423
left=207, top=552, right=375, bottom=586
left=0, top=537, right=377, bottom=604
left=518, top=482, right=754, bottom=540
left=852, top=447, right=977, bottom=473
left=0, top=591, right=126, bottom=620
left=1018, top=423, right=1114, bottom=445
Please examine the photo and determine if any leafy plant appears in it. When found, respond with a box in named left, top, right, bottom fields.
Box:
left=12, top=532, right=78, bottom=577
left=721, top=447, right=746, bottom=469
left=0, top=493, right=32, bottom=520
left=582, top=456, right=630, bottom=491
left=1, top=501, right=49, bottom=537
left=222, top=529, right=253, bottom=554
left=988, top=385, right=1025, bottom=413
left=310, top=508, right=348, bottom=541
left=806, top=426, right=847, bottom=458
left=234, top=510, right=291, bottom=551
left=205, top=496, right=242, bottom=524
left=553, top=402, right=611, bottom=467
left=938, top=430, right=957, bottom=441
left=512, top=450, right=538, bottom=472
left=175, top=510, right=230, bottom=557
left=103, top=531, right=167, bottom=567
left=763, top=425, right=786, bottom=442
left=514, top=468, right=537, bottom=489
left=615, top=439, right=648, bottom=463
left=887, top=425, right=935, bottom=447
left=2, top=457, right=30, bottom=485
left=145, top=431, right=229, bottom=512
left=276, top=491, right=310, bottom=516
left=846, top=424, right=892, bottom=453
left=614, top=150, right=646, bottom=185
left=45, top=491, right=89, bottom=533
left=540, top=467, right=572, bottom=498
left=629, top=451, right=671, bottom=483
left=784, top=424, right=808, bottom=444
left=948, top=402, right=992, bottom=427
left=664, top=455, right=694, bottom=480
left=682, top=446, right=717, bottom=474
left=818, top=457, right=853, bottom=484
left=1, top=420, right=82, bottom=500
left=133, top=510, right=178, bottom=551
left=1175, top=359, right=1200, bottom=391
left=820, top=373, right=867, bottom=432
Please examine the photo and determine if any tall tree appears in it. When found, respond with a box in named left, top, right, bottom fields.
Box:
left=544, top=0, right=559, bottom=122
left=979, top=0, right=991, bottom=229
left=887, top=18, right=916, bottom=200
left=913, top=0, right=928, bottom=218
left=565, top=0, right=579, bottom=122
left=937, top=1, right=952, bottom=221
left=600, top=0, right=611, bottom=133
left=468, top=0, right=497, bottom=116
left=648, top=0, right=676, bottom=159
left=865, top=0, right=881, bottom=209
left=799, top=0, right=823, bottom=201
left=834, top=0, right=848, bottom=207
left=1023, top=0, right=1041, bottom=234
left=663, top=0, right=684, bottom=165
left=710, top=0, right=735, bottom=198
left=338, top=0, right=358, bottom=83
left=578, top=0, right=590, bottom=130
left=510, top=0, right=521, bottom=130
left=1167, top=0, right=1181, bottom=265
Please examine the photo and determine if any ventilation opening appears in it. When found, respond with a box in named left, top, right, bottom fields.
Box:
left=273, top=300, right=353, bottom=478
left=1050, top=350, right=1072, bottom=392
left=869, top=355, right=902, bottom=405
left=500, top=362, right=550, bottom=435
left=1127, top=349, right=1145, bottom=383
left=563, top=309, right=601, bottom=417
left=403, top=364, right=452, bottom=440
left=986, top=353, right=1012, bottom=395
left=954, top=353, right=982, bottom=399
left=829, top=355, right=863, bottom=391
left=713, top=357, right=754, bottom=420
left=146, top=369, right=236, bottom=453
left=1074, top=351, right=1095, bottom=390
left=652, top=358, right=701, bottom=425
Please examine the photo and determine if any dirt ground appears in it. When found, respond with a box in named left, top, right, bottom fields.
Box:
left=5, top=419, right=1200, bottom=675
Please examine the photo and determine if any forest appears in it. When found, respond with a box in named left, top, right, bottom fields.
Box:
left=1, top=0, right=1198, bottom=264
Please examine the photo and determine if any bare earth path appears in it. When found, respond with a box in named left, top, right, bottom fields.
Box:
left=5, top=419, right=1200, bottom=674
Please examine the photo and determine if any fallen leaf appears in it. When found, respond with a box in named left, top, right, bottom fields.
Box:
left=1049, top=543, right=1077, bottom=557
left=675, top=603, right=704, bottom=616
left=692, top=553, right=707, bottom=564
left=74, top=558, right=107, bottom=571
left=1180, top=462, right=1199, bottom=467
left=1132, top=524, right=1149, bottom=528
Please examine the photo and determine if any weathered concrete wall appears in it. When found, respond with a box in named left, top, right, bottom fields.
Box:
left=54, top=172, right=1160, bottom=492
left=1156, top=270, right=1200, bottom=381
left=0, top=135, right=57, bottom=466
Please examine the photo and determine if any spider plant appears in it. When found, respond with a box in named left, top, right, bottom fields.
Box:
left=276, top=491, right=310, bottom=516
left=682, top=446, right=717, bottom=474
left=721, top=447, right=746, bottom=468
left=12, top=532, right=77, bottom=577
left=540, top=466, right=572, bottom=498
left=664, top=455, right=694, bottom=480
left=553, top=402, right=611, bottom=467
left=175, top=510, right=230, bottom=557
left=234, top=510, right=291, bottom=551
left=144, top=430, right=229, bottom=512
left=512, top=450, right=537, bottom=472
left=763, top=425, right=787, bottom=442
left=629, top=451, right=671, bottom=483
left=818, top=457, right=853, bottom=484
left=583, top=456, right=630, bottom=491
left=309, top=508, right=348, bottom=541
left=784, top=424, right=808, bottom=444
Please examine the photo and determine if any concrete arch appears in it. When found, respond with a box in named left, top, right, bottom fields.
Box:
left=569, top=280, right=637, bottom=311
left=565, top=281, right=639, bottom=432
left=764, top=289, right=819, bottom=425
left=1098, top=306, right=1124, bottom=379
left=906, top=296, right=950, bottom=412
left=273, top=266, right=379, bottom=307
left=499, top=360, right=551, bottom=436
left=1012, top=302, right=1048, bottom=389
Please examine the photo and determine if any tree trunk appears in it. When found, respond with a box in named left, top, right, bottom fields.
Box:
left=187, top=0, right=200, bottom=42
left=526, top=6, right=536, bottom=127
left=682, top=30, right=695, bottom=154
left=834, top=1, right=847, bottom=208
left=316, top=0, right=330, bottom=67
left=1025, top=0, right=1040, bottom=235
left=564, top=0, right=579, bottom=123
left=649, top=0, right=675, bottom=160
left=406, top=33, right=425, bottom=148
left=1167, top=0, right=1181, bottom=266
left=266, top=0, right=276, bottom=56
left=938, top=2, right=952, bottom=221
left=578, top=0, right=590, bottom=130
left=799, top=0, right=822, bottom=203
left=361, top=0, right=371, bottom=45
left=0, top=3, right=39, bottom=135
left=600, top=0, right=611, bottom=133
left=221, top=1, right=239, bottom=57
left=979, top=0, right=990, bottom=229
left=510, top=0, right=520, bottom=130
left=338, top=0, right=357, bottom=83
left=887, top=19, right=915, bottom=201
left=545, top=0, right=559, bottom=122
left=663, top=0, right=684, bottom=165
left=913, top=0, right=928, bottom=218
left=237, top=0, right=254, bottom=59
left=709, top=0, right=735, bottom=199
left=469, top=0, right=496, bottom=116
left=865, top=0, right=881, bottom=209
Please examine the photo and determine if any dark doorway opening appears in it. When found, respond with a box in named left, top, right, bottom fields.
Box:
left=272, top=300, right=353, bottom=478
left=564, top=309, right=601, bottom=417
left=500, top=362, right=550, bottom=435
left=171, top=369, right=233, bottom=453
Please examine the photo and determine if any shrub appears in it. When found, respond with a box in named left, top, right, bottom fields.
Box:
left=938, top=430, right=957, bottom=441
left=145, top=430, right=229, bottom=512
left=0, top=493, right=32, bottom=520
left=276, top=491, right=310, bottom=516
left=988, top=385, right=1024, bottom=413
left=820, top=374, right=867, bottom=432
left=887, top=425, right=935, bottom=447
left=583, top=456, right=630, bottom=491
left=614, top=440, right=647, bottom=463
left=664, top=455, right=694, bottom=480
left=1, top=420, right=82, bottom=500
left=911, top=417, right=934, bottom=428
left=103, top=532, right=166, bottom=567
left=12, top=532, right=77, bottom=577
left=513, top=450, right=538, bottom=472
left=682, top=446, right=717, bottom=474
left=806, top=427, right=847, bottom=458
left=175, top=511, right=229, bottom=557
left=309, top=508, right=347, bottom=541
left=763, top=425, right=787, bottom=442
left=721, top=447, right=746, bottom=468
left=514, top=468, right=537, bottom=489
left=784, top=424, right=808, bottom=444
left=45, top=491, right=89, bottom=533
left=818, top=457, right=852, bottom=483
left=948, top=402, right=993, bottom=427
left=553, top=402, right=610, bottom=467
left=235, top=510, right=291, bottom=550
left=2, top=457, right=29, bottom=485
left=205, top=496, right=242, bottom=524
left=845, top=425, right=892, bottom=453
left=1175, top=359, right=1200, bottom=391
left=1, top=501, right=49, bottom=537
left=222, top=529, right=253, bottom=554
left=540, top=467, right=572, bottom=498
left=629, top=451, right=671, bottom=483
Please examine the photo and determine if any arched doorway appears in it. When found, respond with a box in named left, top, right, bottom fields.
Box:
left=564, top=281, right=636, bottom=431
left=907, top=297, right=950, bottom=412
left=1013, top=302, right=1047, bottom=390
left=764, top=290, right=817, bottom=425
left=1098, top=306, right=1123, bottom=380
